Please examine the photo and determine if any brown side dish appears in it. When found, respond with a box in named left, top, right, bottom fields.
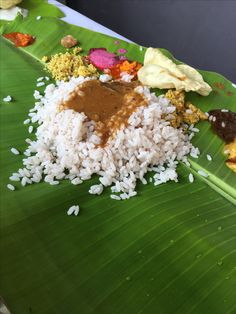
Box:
left=63, top=80, right=147, bottom=145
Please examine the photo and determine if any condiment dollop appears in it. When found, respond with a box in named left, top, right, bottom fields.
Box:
left=3, top=32, right=35, bottom=47
left=63, top=80, right=146, bottom=145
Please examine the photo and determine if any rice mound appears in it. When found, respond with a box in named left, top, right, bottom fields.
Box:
left=16, top=76, right=198, bottom=199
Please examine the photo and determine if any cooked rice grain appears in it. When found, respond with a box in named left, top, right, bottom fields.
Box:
left=67, top=205, right=80, bottom=216
left=11, top=147, right=20, bottom=155
left=11, top=77, right=198, bottom=199
left=7, top=184, right=15, bottom=191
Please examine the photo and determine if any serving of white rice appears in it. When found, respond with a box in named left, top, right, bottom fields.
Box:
left=10, top=76, right=199, bottom=199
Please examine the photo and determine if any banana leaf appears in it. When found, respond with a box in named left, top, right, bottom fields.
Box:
left=0, top=14, right=236, bottom=314
left=0, top=0, right=64, bottom=26
left=20, top=0, right=64, bottom=18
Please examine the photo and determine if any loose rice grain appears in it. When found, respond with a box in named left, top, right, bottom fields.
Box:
left=9, top=175, right=20, bottom=182
left=11, top=148, right=20, bottom=155
left=67, top=205, right=80, bottom=216
left=7, top=184, right=15, bottom=191
left=28, top=126, right=33, bottom=133
left=206, top=154, right=212, bottom=161
left=3, top=95, right=12, bottom=102
left=110, top=194, right=121, bottom=200
left=36, top=82, right=45, bottom=87
left=24, top=119, right=31, bottom=124
left=89, top=184, right=103, bottom=195
left=188, top=173, right=194, bottom=183
left=198, top=169, right=209, bottom=177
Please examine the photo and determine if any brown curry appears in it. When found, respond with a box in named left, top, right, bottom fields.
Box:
left=63, top=80, right=147, bottom=145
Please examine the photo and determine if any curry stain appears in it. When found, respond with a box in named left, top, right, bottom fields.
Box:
left=213, top=90, right=220, bottom=96
left=214, top=82, right=225, bottom=90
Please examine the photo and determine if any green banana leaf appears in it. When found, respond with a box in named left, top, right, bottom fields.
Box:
left=0, top=0, right=64, bottom=26
left=0, top=14, right=236, bottom=314
left=20, top=0, right=64, bottom=18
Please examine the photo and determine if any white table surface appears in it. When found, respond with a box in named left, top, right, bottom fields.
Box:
left=48, top=0, right=132, bottom=43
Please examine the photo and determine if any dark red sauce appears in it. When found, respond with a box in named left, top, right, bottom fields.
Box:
left=208, top=109, right=236, bottom=143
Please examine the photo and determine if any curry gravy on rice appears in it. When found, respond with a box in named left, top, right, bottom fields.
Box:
left=62, top=80, right=147, bottom=145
